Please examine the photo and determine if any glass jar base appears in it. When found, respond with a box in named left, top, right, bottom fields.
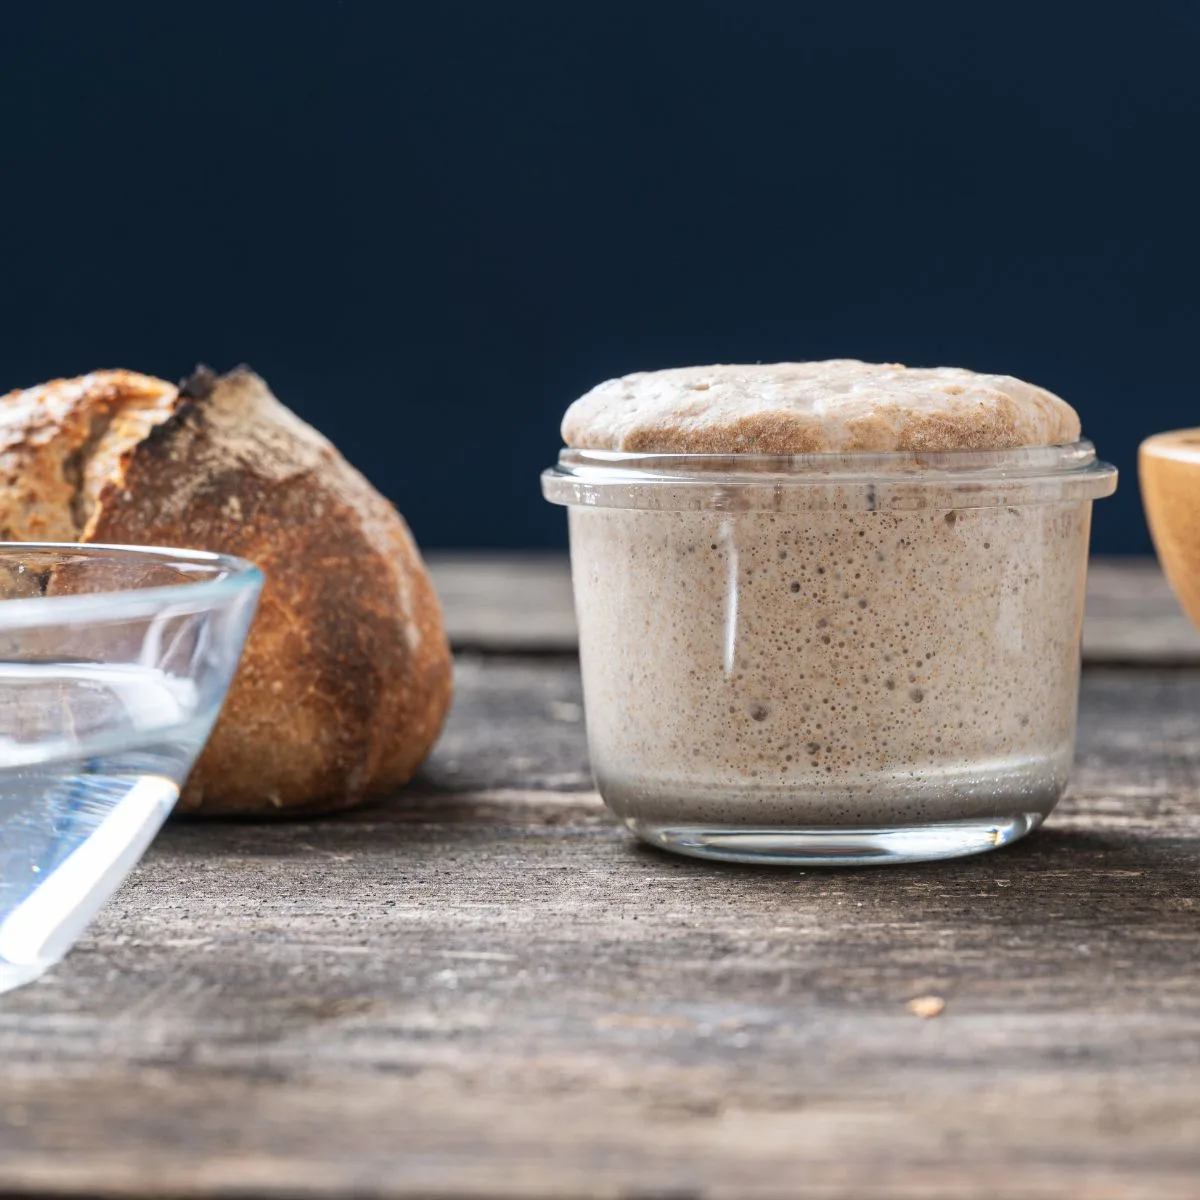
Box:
left=627, top=813, right=1044, bottom=866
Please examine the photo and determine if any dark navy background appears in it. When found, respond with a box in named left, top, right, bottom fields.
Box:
left=2, top=1, right=1197, bottom=552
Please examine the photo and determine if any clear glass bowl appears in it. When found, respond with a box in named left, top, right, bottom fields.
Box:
left=543, top=442, right=1117, bottom=866
left=0, top=543, right=262, bottom=993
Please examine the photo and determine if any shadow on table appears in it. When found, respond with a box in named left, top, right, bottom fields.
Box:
left=160, top=790, right=1200, bottom=923
left=628, top=822, right=1194, bottom=876
left=623, top=822, right=1200, bottom=904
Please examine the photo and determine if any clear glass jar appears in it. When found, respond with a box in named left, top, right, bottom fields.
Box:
left=543, top=442, right=1117, bottom=865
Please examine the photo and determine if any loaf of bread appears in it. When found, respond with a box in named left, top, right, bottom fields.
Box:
left=0, top=365, right=452, bottom=815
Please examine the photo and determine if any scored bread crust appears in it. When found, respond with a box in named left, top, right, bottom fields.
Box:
left=562, top=360, right=1082, bottom=454
left=0, top=370, right=180, bottom=542
left=0, top=366, right=452, bottom=815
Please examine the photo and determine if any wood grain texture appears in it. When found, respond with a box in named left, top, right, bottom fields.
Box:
left=429, top=553, right=577, bottom=653
left=1083, top=558, right=1200, bottom=664
left=3, top=656, right=1200, bottom=1198
left=430, top=553, right=1200, bottom=664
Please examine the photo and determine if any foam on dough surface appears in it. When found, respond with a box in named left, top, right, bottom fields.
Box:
left=562, top=360, right=1081, bottom=454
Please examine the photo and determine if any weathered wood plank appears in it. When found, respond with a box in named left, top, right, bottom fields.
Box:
left=1083, top=558, right=1200, bottom=664
left=429, top=553, right=577, bottom=653
left=3, top=659, right=1200, bottom=1197
left=429, top=553, right=1200, bottom=664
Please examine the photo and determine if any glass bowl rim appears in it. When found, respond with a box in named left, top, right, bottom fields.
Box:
left=0, top=542, right=263, bottom=630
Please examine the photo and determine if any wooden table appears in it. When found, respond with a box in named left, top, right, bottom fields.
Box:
left=3, top=556, right=1200, bottom=1199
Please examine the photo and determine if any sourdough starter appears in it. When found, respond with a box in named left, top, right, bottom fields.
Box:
left=569, top=501, right=1091, bottom=832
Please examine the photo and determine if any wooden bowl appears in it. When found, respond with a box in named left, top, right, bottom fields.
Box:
left=1140, top=430, right=1200, bottom=627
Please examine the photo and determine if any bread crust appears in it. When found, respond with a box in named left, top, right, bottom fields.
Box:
left=562, top=360, right=1081, bottom=454
left=0, top=370, right=178, bottom=541
left=0, top=366, right=451, bottom=815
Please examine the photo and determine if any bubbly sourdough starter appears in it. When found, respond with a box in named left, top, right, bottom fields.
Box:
left=569, top=502, right=1091, bottom=831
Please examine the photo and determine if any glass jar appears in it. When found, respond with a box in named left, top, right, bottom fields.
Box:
left=543, top=442, right=1117, bottom=865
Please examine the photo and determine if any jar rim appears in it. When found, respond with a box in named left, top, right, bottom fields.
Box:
left=542, top=440, right=1117, bottom=512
